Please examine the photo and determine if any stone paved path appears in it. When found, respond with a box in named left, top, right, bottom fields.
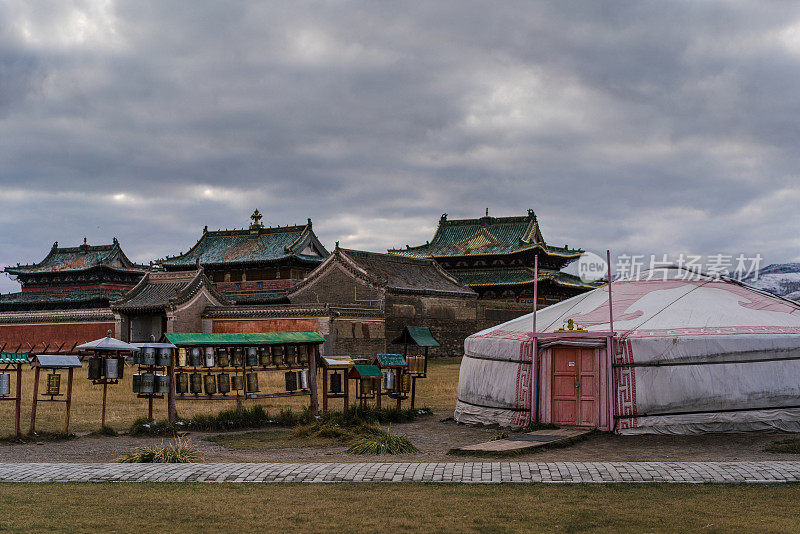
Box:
left=1, top=461, right=799, bottom=483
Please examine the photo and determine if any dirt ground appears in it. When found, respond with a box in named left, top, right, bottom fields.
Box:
left=1, top=409, right=798, bottom=463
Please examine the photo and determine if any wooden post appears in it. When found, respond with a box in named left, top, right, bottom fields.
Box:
left=167, top=348, right=177, bottom=424
left=344, top=372, right=349, bottom=411
left=410, top=376, right=417, bottom=410
left=101, top=381, right=108, bottom=427
left=64, top=367, right=74, bottom=434
left=322, top=366, right=328, bottom=413
left=14, top=366, right=22, bottom=437
left=308, top=344, right=319, bottom=414
left=29, top=366, right=40, bottom=434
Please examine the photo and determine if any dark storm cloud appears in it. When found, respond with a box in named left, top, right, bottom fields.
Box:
left=2, top=0, right=800, bottom=292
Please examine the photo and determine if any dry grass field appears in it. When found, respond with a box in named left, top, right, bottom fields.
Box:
left=0, top=358, right=461, bottom=435
left=0, top=482, right=799, bottom=533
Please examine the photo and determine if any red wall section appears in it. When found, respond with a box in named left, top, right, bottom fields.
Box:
left=213, top=318, right=319, bottom=334
left=0, top=322, right=115, bottom=353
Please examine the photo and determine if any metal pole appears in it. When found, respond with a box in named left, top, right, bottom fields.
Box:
left=14, top=366, right=22, bottom=437
left=530, top=254, right=539, bottom=425
left=606, top=249, right=616, bottom=430
left=532, top=254, right=539, bottom=334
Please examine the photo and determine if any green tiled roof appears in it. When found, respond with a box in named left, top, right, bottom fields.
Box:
left=5, top=239, right=145, bottom=275
left=449, top=267, right=597, bottom=289
left=0, top=353, right=30, bottom=364
left=164, top=332, right=324, bottom=346
left=375, top=354, right=407, bottom=367
left=388, top=211, right=582, bottom=260
left=350, top=364, right=382, bottom=378
left=161, top=220, right=328, bottom=268
left=0, top=288, right=126, bottom=311
left=391, top=326, right=441, bottom=347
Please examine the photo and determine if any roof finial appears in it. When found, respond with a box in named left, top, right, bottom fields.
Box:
left=52, top=241, right=58, bottom=249
left=250, top=209, right=263, bottom=229
left=440, top=213, right=448, bottom=222
left=335, top=241, right=339, bottom=250
left=307, top=218, right=312, bottom=227
left=486, top=207, right=489, bottom=217
left=83, top=237, right=87, bottom=245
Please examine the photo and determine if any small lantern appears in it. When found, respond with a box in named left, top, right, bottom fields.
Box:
left=204, top=374, right=217, bottom=395
left=0, top=373, right=10, bottom=396
left=132, top=373, right=142, bottom=393
left=246, top=372, right=259, bottom=393
left=176, top=373, right=188, bottom=394
left=382, top=371, right=395, bottom=391
left=401, top=373, right=411, bottom=393
left=298, top=369, right=310, bottom=390
left=177, top=348, right=187, bottom=367
left=259, top=347, right=271, bottom=366
left=190, top=347, right=202, bottom=367
left=189, top=372, right=203, bottom=394
left=246, top=347, right=258, bottom=367
left=204, top=347, right=216, bottom=368
left=231, top=347, right=243, bottom=367
left=87, top=357, right=103, bottom=380
left=330, top=373, right=342, bottom=394
left=142, top=347, right=157, bottom=366
left=105, top=357, right=120, bottom=379
left=157, top=348, right=172, bottom=367
left=217, top=373, right=231, bottom=394
left=140, top=373, right=155, bottom=394
left=284, top=371, right=297, bottom=391
left=231, top=374, right=244, bottom=391
left=156, top=374, right=170, bottom=394
left=217, top=347, right=229, bottom=368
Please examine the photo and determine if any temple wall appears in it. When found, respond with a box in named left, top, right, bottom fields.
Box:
left=212, top=318, right=321, bottom=334
left=0, top=320, right=115, bottom=353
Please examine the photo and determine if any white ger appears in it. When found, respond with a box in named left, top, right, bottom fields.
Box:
left=455, top=267, right=800, bottom=434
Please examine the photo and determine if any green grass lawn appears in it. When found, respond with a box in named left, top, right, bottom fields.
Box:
left=0, top=482, right=798, bottom=533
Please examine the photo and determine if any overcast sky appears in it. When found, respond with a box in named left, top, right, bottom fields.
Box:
left=2, top=1, right=800, bottom=292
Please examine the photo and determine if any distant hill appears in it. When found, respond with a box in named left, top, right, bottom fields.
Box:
left=742, top=263, right=800, bottom=301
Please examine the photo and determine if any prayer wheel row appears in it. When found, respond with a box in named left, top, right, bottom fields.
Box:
left=87, top=356, right=126, bottom=380
left=174, top=372, right=258, bottom=395
left=177, top=345, right=312, bottom=368
left=132, top=373, right=170, bottom=395
left=133, top=347, right=172, bottom=367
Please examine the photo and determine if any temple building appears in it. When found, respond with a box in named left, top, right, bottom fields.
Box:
left=159, top=210, right=329, bottom=304
left=0, top=239, right=147, bottom=352
left=388, top=210, right=595, bottom=306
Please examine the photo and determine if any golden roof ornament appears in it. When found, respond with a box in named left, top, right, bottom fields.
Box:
left=249, top=209, right=263, bottom=230
left=555, top=318, right=586, bottom=332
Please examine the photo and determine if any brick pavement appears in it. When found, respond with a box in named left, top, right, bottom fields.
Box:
left=0, top=461, right=799, bottom=483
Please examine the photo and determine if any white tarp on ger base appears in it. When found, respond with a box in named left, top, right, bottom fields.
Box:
left=455, top=268, right=800, bottom=434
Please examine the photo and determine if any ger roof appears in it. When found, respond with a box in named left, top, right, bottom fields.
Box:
left=160, top=214, right=328, bottom=268
left=388, top=210, right=582, bottom=260
left=4, top=238, right=146, bottom=276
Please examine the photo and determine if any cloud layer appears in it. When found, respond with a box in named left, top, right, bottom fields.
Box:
left=2, top=1, right=800, bottom=292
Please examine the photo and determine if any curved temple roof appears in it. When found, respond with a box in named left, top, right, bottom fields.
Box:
left=4, top=238, right=146, bottom=276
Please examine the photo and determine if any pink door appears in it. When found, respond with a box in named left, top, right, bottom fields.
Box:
left=551, top=348, right=597, bottom=427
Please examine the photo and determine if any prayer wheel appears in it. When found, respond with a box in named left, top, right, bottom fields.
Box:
left=204, top=347, right=216, bottom=368
left=289, top=345, right=299, bottom=365
left=297, top=345, right=310, bottom=365
left=284, top=371, right=297, bottom=392
left=231, top=374, right=244, bottom=391
left=177, top=348, right=187, bottom=367
left=190, top=347, right=202, bottom=367
left=46, top=373, right=61, bottom=396
left=88, top=356, right=103, bottom=380
left=105, top=357, right=120, bottom=379
left=298, top=369, right=310, bottom=390
left=271, top=345, right=283, bottom=366
left=401, top=373, right=411, bottom=393
left=157, top=348, right=172, bottom=367
left=140, top=373, right=155, bottom=394
left=204, top=374, right=217, bottom=395
left=231, top=347, right=243, bottom=367
left=246, top=372, right=259, bottom=393
left=117, top=356, right=125, bottom=379
left=142, top=347, right=157, bottom=366
left=0, top=373, right=10, bottom=396
left=330, top=373, right=342, bottom=394
left=176, top=373, right=188, bottom=394
left=259, top=347, right=270, bottom=366
left=132, top=373, right=142, bottom=393
left=360, top=377, right=374, bottom=396
left=156, top=374, right=170, bottom=394
left=217, top=347, right=229, bottom=368
left=382, top=371, right=395, bottom=391
left=189, top=372, right=203, bottom=394
left=246, top=347, right=258, bottom=367
left=217, top=373, right=231, bottom=394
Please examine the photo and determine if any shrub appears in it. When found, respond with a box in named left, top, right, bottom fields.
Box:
left=346, top=430, right=420, bottom=455
left=118, top=435, right=201, bottom=463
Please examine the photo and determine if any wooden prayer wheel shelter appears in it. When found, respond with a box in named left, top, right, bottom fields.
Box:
left=319, top=356, right=354, bottom=412
left=373, top=354, right=409, bottom=409
left=0, top=352, right=30, bottom=436
left=347, top=364, right=382, bottom=408
left=29, top=354, right=82, bottom=434
left=163, top=331, right=324, bottom=423
left=391, top=326, right=440, bottom=408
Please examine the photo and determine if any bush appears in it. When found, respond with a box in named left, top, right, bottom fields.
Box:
left=118, top=435, right=201, bottom=463
left=346, top=430, right=420, bottom=455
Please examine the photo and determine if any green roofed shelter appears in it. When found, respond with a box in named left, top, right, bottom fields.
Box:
left=0, top=353, right=30, bottom=364
left=163, top=332, right=324, bottom=346
left=348, top=364, right=383, bottom=378
left=374, top=354, right=407, bottom=368
left=392, top=326, right=441, bottom=347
